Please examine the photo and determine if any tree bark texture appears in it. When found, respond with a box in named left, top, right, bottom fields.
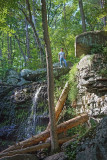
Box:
left=79, top=0, right=86, bottom=32
left=0, top=114, right=89, bottom=154
left=41, top=0, right=59, bottom=152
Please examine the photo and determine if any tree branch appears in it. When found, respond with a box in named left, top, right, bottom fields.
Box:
left=26, top=0, right=32, bottom=21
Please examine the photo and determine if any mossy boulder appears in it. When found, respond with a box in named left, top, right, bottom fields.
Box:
left=75, top=31, right=107, bottom=57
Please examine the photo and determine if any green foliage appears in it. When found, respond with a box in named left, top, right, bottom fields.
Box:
left=90, top=44, right=104, bottom=54
left=98, top=69, right=107, bottom=77
left=65, top=117, right=98, bottom=159
left=36, top=125, right=46, bottom=134
left=68, top=63, right=78, bottom=102
left=102, top=42, right=107, bottom=57
left=54, top=73, right=69, bottom=104
left=0, top=0, right=106, bottom=76
left=90, top=43, right=107, bottom=60
left=84, top=1, right=103, bottom=31
left=0, top=59, right=8, bottom=79
left=66, top=140, right=78, bottom=160
left=66, top=124, right=88, bottom=160
left=15, top=109, right=28, bottom=123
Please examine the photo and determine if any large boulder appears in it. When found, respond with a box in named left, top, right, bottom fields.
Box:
left=6, top=69, right=19, bottom=85
left=17, top=78, right=32, bottom=86
left=76, top=116, right=107, bottom=160
left=53, top=61, right=72, bottom=68
left=75, top=31, right=107, bottom=57
left=20, top=68, right=47, bottom=81
left=20, top=61, right=72, bottom=81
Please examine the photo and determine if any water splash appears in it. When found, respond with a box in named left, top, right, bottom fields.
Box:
left=25, top=86, right=42, bottom=139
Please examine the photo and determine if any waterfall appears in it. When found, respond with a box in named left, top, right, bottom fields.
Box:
left=24, top=86, right=41, bottom=139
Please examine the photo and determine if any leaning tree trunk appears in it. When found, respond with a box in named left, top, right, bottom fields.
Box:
left=41, top=0, right=59, bottom=152
left=47, top=81, right=69, bottom=130
left=79, top=0, right=86, bottom=32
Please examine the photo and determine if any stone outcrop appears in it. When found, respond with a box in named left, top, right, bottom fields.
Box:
left=76, top=116, right=107, bottom=160
left=6, top=70, right=19, bottom=85
left=5, top=61, right=72, bottom=86
left=20, top=68, right=47, bottom=81
left=75, top=31, right=107, bottom=57
left=76, top=54, right=107, bottom=117
left=20, top=61, right=72, bottom=82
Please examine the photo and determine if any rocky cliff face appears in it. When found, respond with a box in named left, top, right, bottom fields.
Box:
left=67, top=53, right=107, bottom=160
left=76, top=54, right=107, bottom=118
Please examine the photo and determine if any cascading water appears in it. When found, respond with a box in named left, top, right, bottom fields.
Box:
left=24, top=86, right=42, bottom=139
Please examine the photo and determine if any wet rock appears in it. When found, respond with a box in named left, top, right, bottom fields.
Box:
left=0, top=125, right=17, bottom=140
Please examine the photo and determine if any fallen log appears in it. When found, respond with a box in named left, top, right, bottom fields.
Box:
left=47, top=82, right=69, bottom=130
left=0, top=143, right=50, bottom=159
left=0, top=114, right=88, bottom=154
left=0, top=135, right=78, bottom=159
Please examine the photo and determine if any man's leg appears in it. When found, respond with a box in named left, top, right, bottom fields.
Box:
left=60, top=58, right=63, bottom=67
left=63, top=58, right=67, bottom=67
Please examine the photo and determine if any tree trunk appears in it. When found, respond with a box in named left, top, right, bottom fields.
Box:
left=25, top=18, right=30, bottom=59
left=25, top=0, right=45, bottom=66
left=1, top=114, right=88, bottom=154
left=47, top=82, right=69, bottom=130
left=41, top=0, right=59, bottom=152
left=100, top=0, right=107, bottom=26
left=79, top=0, right=86, bottom=32
left=7, top=34, right=12, bottom=67
left=0, top=143, right=50, bottom=159
left=64, top=2, right=66, bottom=31
left=14, top=35, right=27, bottom=66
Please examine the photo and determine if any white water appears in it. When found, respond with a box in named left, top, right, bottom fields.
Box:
left=25, top=87, right=42, bottom=139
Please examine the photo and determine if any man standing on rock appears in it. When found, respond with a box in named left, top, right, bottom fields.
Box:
left=58, top=48, right=67, bottom=67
